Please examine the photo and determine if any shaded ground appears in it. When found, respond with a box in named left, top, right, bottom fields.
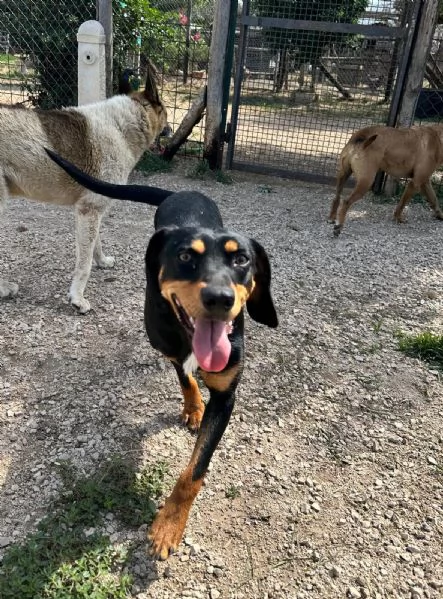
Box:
left=1, top=167, right=442, bottom=598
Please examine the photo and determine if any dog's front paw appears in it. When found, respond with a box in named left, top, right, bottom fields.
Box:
left=435, top=211, right=443, bottom=221
left=181, top=406, right=204, bottom=432
left=393, top=212, right=407, bottom=224
left=69, top=294, right=91, bottom=314
left=95, top=255, right=115, bottom=269
left=148, top=501, right=188, bottom=560
left=0, top=280, right=19, bottom=299
left=333, top=224, right=343, bottom=237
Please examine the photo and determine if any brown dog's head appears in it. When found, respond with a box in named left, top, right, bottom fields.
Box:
left=146, top=227, right=278, bottom=372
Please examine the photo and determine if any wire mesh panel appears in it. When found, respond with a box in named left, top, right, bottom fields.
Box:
left=0, top=0, right=95, bottom=108
left=113, top=0, right=214, bottom=155
left=227, top=0, right=415, bottom=182
left=411, top=20, right=443, bottom=200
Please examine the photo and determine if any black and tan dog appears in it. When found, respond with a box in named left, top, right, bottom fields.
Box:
left=45, top=149, right=278, bottom=559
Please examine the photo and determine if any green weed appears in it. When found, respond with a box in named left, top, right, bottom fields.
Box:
left=0, top=457, right=167, bottom=599
left=397, top=331, right=443, bottom=371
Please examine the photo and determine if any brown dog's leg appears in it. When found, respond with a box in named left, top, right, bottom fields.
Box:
left=148, top=383, right=236, bottom=559
left=393, top=180, right=418, bottom=223
left=334, top=177, right=374, bottom=236
left=421, top=180, right=443, bottom=220
left=172, top=361, right=205, bottom=431
left=328, top=166, right=352, bottom=223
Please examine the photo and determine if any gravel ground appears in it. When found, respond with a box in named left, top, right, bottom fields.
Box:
left=1, top=166, right=443, bottom=599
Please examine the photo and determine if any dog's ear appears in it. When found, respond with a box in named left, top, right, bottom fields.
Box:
left=145, top=227, right=177, bottom=281
left=246, top=239, right=278, bottom=328
left=143, top=59, right=161, bottom=105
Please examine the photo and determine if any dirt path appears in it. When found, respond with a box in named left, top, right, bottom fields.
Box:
left=1, top=169, right=442, bottom=598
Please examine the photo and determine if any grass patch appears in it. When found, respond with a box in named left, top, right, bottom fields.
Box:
left=186, top=159, right=233, bottom=184
left=225, top=484, right=241, bottom=499
left=0, top=457, right=167, bottom=599
left=397, top=331, right=443, bottom=371
left=135, top=151, right=172, bottom=175
left=177, top=140, right=204, bottom=157
left=0, top=53, right=17, bottom=64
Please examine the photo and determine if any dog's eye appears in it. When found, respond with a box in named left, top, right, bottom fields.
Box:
left=232, top=253, right=249, bottom=267
left=178, top=250, right=193, bottom=263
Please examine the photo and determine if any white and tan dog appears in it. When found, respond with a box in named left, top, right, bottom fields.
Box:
left=0, top=64, right=168, bottom=313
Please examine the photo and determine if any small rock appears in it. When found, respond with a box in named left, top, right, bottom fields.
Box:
left=347, top=586, right=361, bottom=598
left=429, top=580, right=443, bottom=590
left=329, top=565, right=341, bottom=579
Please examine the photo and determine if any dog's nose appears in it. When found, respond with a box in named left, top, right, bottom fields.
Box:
left=201, top=286, right=235, bottom=314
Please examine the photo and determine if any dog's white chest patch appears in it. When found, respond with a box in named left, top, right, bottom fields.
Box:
left=183, top=352, right=199, bottom=375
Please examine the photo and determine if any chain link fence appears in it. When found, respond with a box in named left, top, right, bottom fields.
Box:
left=226, top=0, right=412, bottom=182
left=1, top=0, right=442, bottom=183
left=0, top=0, right=95, bottom=108
left=112, top=0, right=215, bottom=155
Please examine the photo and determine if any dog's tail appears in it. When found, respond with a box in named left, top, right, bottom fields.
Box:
left=45, top=148, right=172, bottom=206
left=352, top=132, right=378, bottom=150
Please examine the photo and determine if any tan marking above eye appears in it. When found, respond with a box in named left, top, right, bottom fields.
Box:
left=191, top=239, right=206, bottom=254
left=224, top=239, right=239, bottom=253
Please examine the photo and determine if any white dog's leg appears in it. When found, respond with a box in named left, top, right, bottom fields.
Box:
left=93, top=230, right=115, bottom=269
left=70, top=203, right=104, bottom=313
left=0, top=174, right=19, bottom=299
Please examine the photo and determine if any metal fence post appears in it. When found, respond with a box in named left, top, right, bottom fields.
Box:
left=77, top=20, right=106, bottom=106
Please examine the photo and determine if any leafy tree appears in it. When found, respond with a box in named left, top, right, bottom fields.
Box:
left=253, top=0, right=369, bottom=91
left=113, top=0, right=210, bottom=86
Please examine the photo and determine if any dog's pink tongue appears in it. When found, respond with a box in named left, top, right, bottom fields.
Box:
left=192, top=318, right=231, bottom=372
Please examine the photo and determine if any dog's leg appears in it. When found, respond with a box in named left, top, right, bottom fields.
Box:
left=172, top=361, right=205, bottom=431
left=148, top=377, right=237, bottom=559
left=0, top=175, right=19, bottom=299
left=328, top=166, right=351, bottom=223
left=421, top=180, right=443, bottom=220
left=334, top=177, right=374, bottom=236
left=393, top=181, right=418, bottom=223
left=70, top=203, right=104, bottom=313
left=93, top=227, right=115, bottom=269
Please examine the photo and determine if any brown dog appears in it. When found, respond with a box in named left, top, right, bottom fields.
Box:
left=328, top=124, right=443, bottom=236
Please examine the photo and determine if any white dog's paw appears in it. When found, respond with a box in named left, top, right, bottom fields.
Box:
left=95, top=255, right=115, bottom=269
left=69, top=293, right=91, bottom=314
left=0, top=280, right=19, bottom=299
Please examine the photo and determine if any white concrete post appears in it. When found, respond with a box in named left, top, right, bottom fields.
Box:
left=77, top=20, right=106, bottom=106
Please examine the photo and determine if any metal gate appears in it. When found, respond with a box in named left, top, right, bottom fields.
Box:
left=226, top=0, right=421, bottom=184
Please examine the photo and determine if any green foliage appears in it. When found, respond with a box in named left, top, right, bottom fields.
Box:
left=113, top=0, right=210, bottom=83
left=225, top=484, right=241, bottom=499
left=397, top=331, right=443, bottom=371
left=0, top=0, right=95, bottom=107
left=136, top=150, right=173, bottom=174
left=186, top=159, right=234, bottom=184
left=0, top=458, right=167, bottom=599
